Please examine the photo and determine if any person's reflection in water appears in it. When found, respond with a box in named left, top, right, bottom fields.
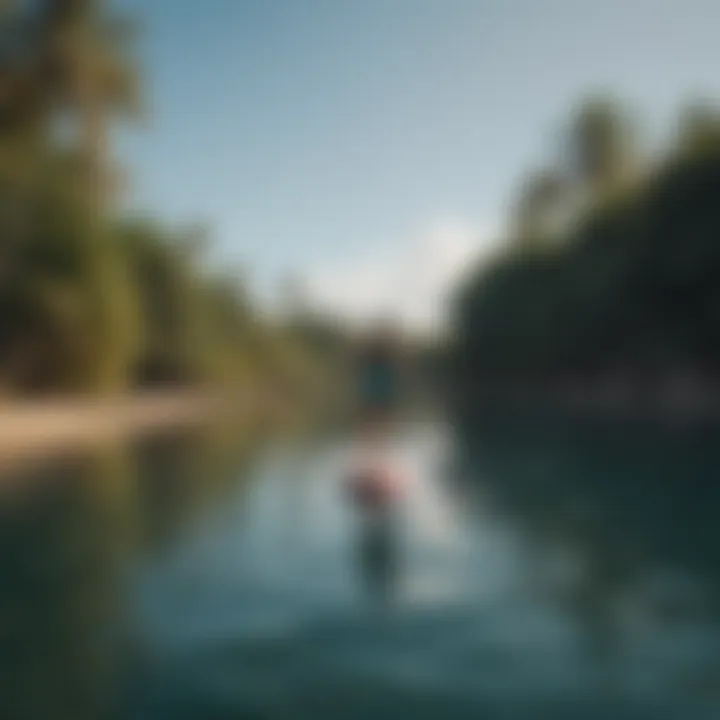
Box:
left=347, top=458, right=403, bottom=602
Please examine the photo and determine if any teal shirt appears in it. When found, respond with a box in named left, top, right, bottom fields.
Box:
left=360, top=360, right=398, bottom=406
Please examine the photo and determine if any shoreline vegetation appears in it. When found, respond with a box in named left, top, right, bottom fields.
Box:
left=451, top=380, right=720, bottom=425
left=451, top=99, right=720, bottom=419
left=4, top=3, right=720, bottom=445
left=0, top=2, right=349, bottom=414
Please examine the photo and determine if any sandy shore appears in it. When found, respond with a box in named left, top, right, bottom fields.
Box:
left=0, top=392, right=238, bottom=467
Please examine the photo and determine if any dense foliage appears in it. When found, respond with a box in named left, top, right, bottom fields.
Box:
left=452, top=99, right=720, bottom=407
left=0, top=0, right=331, bottom=398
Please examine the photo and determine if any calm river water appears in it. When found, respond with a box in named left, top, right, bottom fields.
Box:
left=1, top=419, right=719, bottom=719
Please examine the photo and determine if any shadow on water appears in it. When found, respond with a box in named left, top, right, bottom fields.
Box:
left=456, top=417, right=720, bottom=711
left=1, top=417, right=720, bottom=719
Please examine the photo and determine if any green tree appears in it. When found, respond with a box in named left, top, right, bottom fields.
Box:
left=0, top=0, right=140, bottom=394
left=32, top=0, right=139, bottom=212
left=512, top=169, right=566, bottom=249
left=676, top=101, right=720, bottom=158
left=452, top=100, right=720, bottom=413
left=569, top=97, right=636, bottom=200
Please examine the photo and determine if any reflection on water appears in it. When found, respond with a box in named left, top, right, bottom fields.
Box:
left=1, top=420, right=720, bottom=719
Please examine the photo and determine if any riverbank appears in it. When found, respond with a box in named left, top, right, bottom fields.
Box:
left=450, top=381, right=720, bottom=426
left=0, top=392, right=250, bottom=468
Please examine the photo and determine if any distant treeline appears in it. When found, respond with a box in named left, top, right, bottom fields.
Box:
left=452, top=97, right=720, bottom=411
left=0, top=0, right=344, bottom=398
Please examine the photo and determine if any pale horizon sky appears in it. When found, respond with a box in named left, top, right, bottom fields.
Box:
left=118, top=0, right=720, bottom=331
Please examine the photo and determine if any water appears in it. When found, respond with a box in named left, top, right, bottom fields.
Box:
left=1, top=420, right=720, bottom=719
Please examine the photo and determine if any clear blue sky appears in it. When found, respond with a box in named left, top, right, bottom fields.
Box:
left=118, top=0, right=720, bottom=324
